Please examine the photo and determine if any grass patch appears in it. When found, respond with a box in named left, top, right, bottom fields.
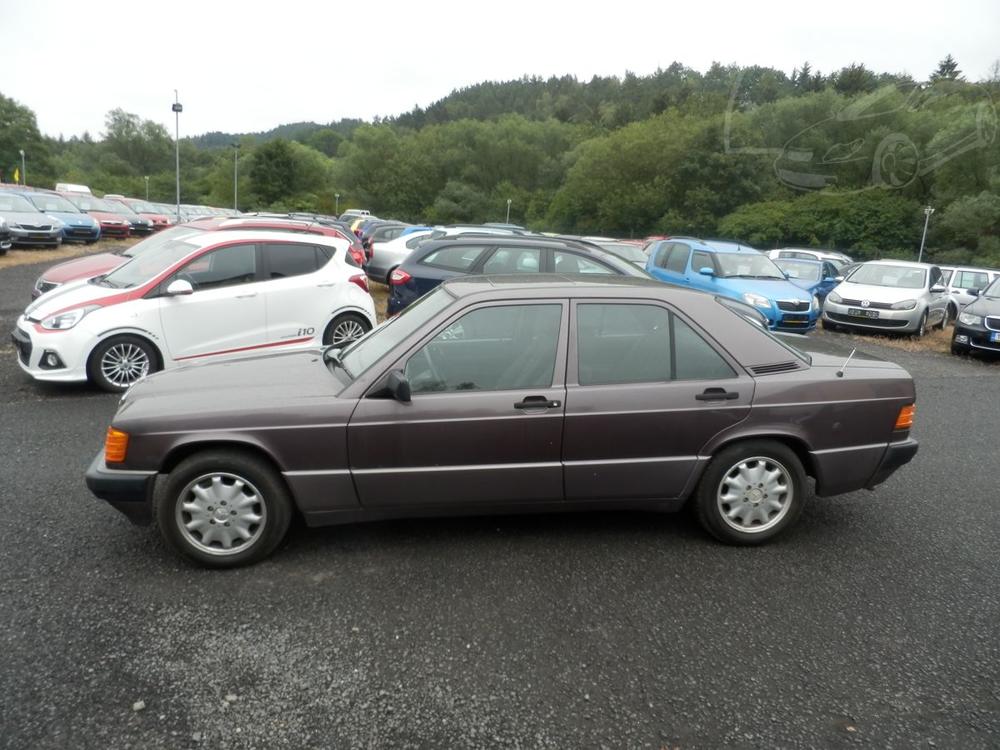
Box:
left=0, top=239, right=135, bottom=271
left=817, top=322, right=954, bottom=355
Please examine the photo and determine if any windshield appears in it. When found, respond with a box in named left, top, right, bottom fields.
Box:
left=0, top=195, right=39, bottom=213
left=120, top=225, right=199, bottom=258
left=848, top=264, right=927, bottom=289
left=106, top=200, right=139, bottom=217
left=27, top=194, right=81, bottom=213
left=983, top=277, right=1000, bottom=299
left=101, top=237, right=199, bottom=288
left=775, top=259, right=822, bottom=281
left=68, top=195, right=114, bottom=212
left=715, top=253, right=785, bottom=279
left=597, top=243, right=647, bottom=263
left=128, top=200, right=157, bottom=213
left=339, top=288, right=455, bottom=377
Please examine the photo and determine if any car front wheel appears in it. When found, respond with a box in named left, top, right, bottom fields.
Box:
left=695, top=440, right=806, bottom=545
left=88, top=335, right=158, bottom=392
left=155, top=450, right=292, bottom=568
left=912, top=311, right=928, bottom=338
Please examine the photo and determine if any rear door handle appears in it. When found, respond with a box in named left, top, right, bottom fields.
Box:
left=235, top=292, right=257, bottom=299
left=317, top=282, right=336, bottom=287
left=514, top=396, right=561, bottom=410
left=696, top=388, right=739, bottom=401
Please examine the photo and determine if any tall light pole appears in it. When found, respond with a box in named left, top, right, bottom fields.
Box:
left=918, top=205, right=934, bottom=263
left=335, top=193, right=340, bottom=215
left=144, top=175, right=149, bottom=200
left=232, top=142, right=240, bottom=211
left=18, top=149, right=25, bottom=185
left=505, top=198, right=512, bottom=224
left=172, top=90, right=183, bottom=222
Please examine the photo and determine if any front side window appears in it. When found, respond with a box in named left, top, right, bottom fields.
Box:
left=422, top=245, right=488, bottom=271
left=482, top=247, right=541, bottom=274
left=263, top=242, right=322, bottom=278
left=691, top=251, right=714, bottom=273
left=176, top=244, right=257, bottom=291
left=577, top=304, right=735, bottom=385
left=405, top=304, right=562, bottom=394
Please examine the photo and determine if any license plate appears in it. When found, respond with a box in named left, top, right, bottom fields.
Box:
left=848, top=308, right=879, bottom=319
left=30, top=233, right=46, bottom=239
left=991, top=332, right=1000, bottom=343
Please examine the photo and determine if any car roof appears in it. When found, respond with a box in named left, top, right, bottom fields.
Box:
left=863, top=259, right=937, bottom=268
left=773, top=256, right=824, bottom=265
left=172, top=228, right=350, bottom=250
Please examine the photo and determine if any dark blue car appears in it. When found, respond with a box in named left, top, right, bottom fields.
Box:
left=645, top=238, right=819, bottom=333
left=388, top=236, right=648, bottom=315
left=772, top=257, right=841, bottom=304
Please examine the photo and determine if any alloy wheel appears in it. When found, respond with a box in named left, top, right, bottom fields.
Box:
left=716, top=456, right=793, bottom=533
left=175, top=472, right=267, bottom=556
left=100, top=343, right=150, bottom=388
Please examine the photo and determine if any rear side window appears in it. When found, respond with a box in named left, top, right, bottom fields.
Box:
left=263, top=243, right=323, bottom=279
left=955, top=270, right=989, bottom=289
left=422, top=245, right=488, bottom=271
left=665, top=244, right=690, bottom=273
left=554, top=251, right=615, bottom=274
left=482, top=247, right=542, bottom=274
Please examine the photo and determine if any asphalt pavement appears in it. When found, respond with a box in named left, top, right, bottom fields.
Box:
left=1, top=257, right=998, bottom=749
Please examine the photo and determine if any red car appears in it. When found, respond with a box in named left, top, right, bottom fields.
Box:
left=60, top=193, right=132, bottom=239
left=107, top=196, right=172, bottom=231
left=31, top=216, right=366, bottom=298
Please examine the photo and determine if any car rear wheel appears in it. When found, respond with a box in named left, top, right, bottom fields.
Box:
left=323, top=312, right=371, bottom=347
left=88, top=335, right=159, bottom=393
left=695, top=440, right=806, bottom=545
left=155, top=450, right=292, bottom=568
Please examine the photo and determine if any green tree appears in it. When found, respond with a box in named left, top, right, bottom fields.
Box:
left=930, top=54, right=964, bottom=82
left=0, top=93, right=51, bottom=185
left=249, top=139, right=297, bottom=206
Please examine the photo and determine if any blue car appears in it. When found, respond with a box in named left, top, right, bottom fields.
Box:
left=772, top=257, right=841, bottom=304
left=21, top=191, right=101, bottom=243
left=645, top=238, right=819, bottom=332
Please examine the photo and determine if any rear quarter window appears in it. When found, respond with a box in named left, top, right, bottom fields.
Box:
left=421, top=245, right=489, bottom=271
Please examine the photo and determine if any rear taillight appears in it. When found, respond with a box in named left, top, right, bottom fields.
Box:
left=390, top=269, right=412, bottom=285
left=349, top=248, right=365, bottom=266
left=349, top=274, right=369, bottom=293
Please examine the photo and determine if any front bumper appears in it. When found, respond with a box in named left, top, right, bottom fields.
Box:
left=85, top=452, right=157, bottom=525
left=10, top=228, right=62, bottom=247
left=11, top=320, right=91, bottom=383
left=823, top=302, right=921, bottom=333
left=62, top=226, right=101, bottom=242
left=99, top=222, right=131, bottom=238
left=952, top=322, right=1000, bottom=354
left=865, top=438, right=919, bottom=489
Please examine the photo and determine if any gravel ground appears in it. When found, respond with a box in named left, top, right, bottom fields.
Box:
left=1, top=257, right=998, bottom=749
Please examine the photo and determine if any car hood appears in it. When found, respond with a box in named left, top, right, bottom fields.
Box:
left=788, top=277, right=822, bottom=293
left=116, top=350, right=342, bottom=428
left=719, top=277, right=811, bottom=301
left=25, top=276, right=133, bottom=318
left=46, top=211, right=98, bottom=226
left=833, top=281, right=924, bottom=303
left=40, top=252, right=127, bottom=284
left=88, top=211, right=130, bottom=223
left=962, top=295, right=1000, bottom=317
left=0, top=211, right=58, bottom=226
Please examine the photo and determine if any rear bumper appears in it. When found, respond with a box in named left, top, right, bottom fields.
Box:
left=84, top=452, right=157, bottom=526
left=865, top=439, right=919, bottom=490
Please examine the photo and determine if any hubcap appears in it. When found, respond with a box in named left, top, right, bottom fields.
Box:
left=716, top=456, right=793, bottom=533
left=101, top=343, right=150, bottom=387
left=175, top=473, right=267, bottom=556
left=331, top=319, right=366, bottom=345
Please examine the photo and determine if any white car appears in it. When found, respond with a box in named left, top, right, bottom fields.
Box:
left=938, top=266, right=1000, bottom=318
left=767, top=248, right=853, bottom=271
left=13, top=229, right=376, bottom=392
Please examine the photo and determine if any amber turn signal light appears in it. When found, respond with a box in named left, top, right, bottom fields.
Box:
left=104, top=427, right=129, bottom=463
left=894, top=404, right=915, bottom=430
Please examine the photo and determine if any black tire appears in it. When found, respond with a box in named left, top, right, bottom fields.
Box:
left=820, top=319, right=836, bottom=331
left=911, top=311, right=928, bottom=338
left=694, top=440, right=807, bottom=546
left=323, top=312, right=372, bottom=347
left=85, top=239, right=98, bottom=245
left=945, top=304, right=957, bottom=326
left=951, top=343, right=969, bottom=356
left=154, top=449, right=292, bottom=568
left=87, top=335, right=159, bottom=393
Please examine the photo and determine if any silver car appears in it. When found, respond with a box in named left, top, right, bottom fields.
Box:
left=822, top=260, right=949, bottom=337
left=366, top=229, right=434, bottom=284
left=0, top=193, right=63, bottom=248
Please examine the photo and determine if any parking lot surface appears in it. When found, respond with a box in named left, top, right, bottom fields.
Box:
left=1, top=256, right=998, bottom=749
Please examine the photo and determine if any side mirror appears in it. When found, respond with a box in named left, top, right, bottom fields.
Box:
left=166, top=279, right=194, bottom=296
left=834, top=276, right=845, bottom=283
left=698, top=266, right=714, bottom=276
left=386, top=369, right=411, bottom=403
left=930, top=285, right=947, bottom=294
left=967, top=288, right=980, bottom=297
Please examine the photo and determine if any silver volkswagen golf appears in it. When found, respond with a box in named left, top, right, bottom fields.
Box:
left=821, top=260, right=949, bottom=336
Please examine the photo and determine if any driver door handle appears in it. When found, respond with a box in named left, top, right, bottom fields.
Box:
left=514, top=396, right=561, bottom=410
left=235, top=292, right=257, bottom=299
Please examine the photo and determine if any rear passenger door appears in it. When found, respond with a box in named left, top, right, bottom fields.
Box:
left=260, top=241, right=332, bottom=347
left=562, top=301, right=753, bottom=502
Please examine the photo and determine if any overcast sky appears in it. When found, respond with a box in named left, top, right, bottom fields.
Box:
left=2, top=0, right=997, bottom=139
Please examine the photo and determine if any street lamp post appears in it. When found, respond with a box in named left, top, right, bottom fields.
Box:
left=505, top=198, right=512, bottom=224
left=18, top=149, right=25, bottom=185
left=144, top=175, right=149, bottom=201
left=172, top=90, right=183, bottom=222
left=232, top=143, right=240, bottom=211
left=335, top=193, right=340, bottom=215
left=918, top=205, right=934, bottom=263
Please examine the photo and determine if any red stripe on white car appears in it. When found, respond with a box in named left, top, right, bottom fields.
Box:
left=174, top=336, right=313, bottom=361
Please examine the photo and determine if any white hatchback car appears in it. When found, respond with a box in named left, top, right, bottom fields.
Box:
left=13, top=230, right=376, bottom=391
